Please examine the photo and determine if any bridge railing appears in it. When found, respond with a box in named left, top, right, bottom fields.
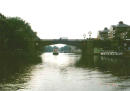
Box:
left=41, top=39, right=85, bottom=41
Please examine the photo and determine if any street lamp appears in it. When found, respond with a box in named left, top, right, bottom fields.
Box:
left=83, top=33, right=86, bottom=39
left=88, top=31, right=92, bottom=39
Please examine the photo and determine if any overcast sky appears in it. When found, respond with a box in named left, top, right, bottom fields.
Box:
left=0, top=0, right=130, bottom=39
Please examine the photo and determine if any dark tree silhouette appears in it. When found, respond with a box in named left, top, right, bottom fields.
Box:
left=0, top=13, right=42, bottom=57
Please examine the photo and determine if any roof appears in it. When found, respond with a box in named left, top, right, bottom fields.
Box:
left=99, top=27, right=109, bottom=33
left=103, top=27, right=109, bottom=32
left=116, top=21, right=130, bottom=27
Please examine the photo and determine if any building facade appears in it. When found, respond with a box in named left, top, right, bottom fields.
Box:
left=108, top=21, right=130, bottom=40
left=98, top=27, right=109, bottom=40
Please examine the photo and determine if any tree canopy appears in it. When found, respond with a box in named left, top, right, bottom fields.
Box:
left=0, top=13, right=41, bottom=56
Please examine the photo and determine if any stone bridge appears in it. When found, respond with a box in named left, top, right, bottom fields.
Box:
left=40, top=39, right=84, bottom=48
left=37, top=39, right=130, bottom=55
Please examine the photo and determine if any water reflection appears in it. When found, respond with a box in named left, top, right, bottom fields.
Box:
left=42, top=53, right=80, bottom=67
left=0, top=53, right=130, bottom=91
left=76, top=55, right=130, bottom=77
left=0, top=56, right=42, bottom=91
left=76, top=55, right=130, bottom=90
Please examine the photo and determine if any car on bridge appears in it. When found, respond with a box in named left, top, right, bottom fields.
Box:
left=59, top=37, right=68, bottom=41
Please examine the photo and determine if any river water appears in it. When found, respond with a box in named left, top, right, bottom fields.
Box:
left=0, top=53, right=130, bottom=91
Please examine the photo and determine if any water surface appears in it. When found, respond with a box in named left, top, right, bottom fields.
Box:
left=0, top=53, right=130, bottom=91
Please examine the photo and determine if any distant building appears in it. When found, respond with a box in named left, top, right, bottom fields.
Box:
left=59, top=37, right=68, bottom=41
left=108, top=21, right=130, bottom=40
left=98, top=27, right=109, bottom=40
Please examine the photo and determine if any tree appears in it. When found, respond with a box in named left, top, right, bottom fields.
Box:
left=0, top=13, right=41, bottom=56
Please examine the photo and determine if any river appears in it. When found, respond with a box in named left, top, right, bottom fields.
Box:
left=0, top=53, right=130, bottom=91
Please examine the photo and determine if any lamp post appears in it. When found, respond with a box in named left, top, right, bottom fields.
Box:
left=83, top=33, right=86, bottom=40
left=88, top=31, right=92, bottom=39
left=83, top=33, right=86, bottom=46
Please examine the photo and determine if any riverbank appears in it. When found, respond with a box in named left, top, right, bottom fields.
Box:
left=123, top=50, right=130, bottom=58
left=94, top=48, right=130, bottom=58
left=0, top=51, right=42, bottom=63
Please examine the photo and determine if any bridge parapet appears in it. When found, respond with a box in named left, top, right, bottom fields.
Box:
left=38, top=39, right=130, bottom=55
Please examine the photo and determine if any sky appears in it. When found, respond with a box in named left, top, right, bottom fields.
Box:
left=0, top=0, right=130, bottom=39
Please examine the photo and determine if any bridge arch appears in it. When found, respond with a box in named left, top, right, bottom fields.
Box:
left=40, top=39, right=84, bottom=49
left=38, top=39, right=95, bottom=56
left=44, top=43, right=82, bottom=53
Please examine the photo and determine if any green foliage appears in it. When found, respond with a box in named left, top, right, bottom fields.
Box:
left=127, top=31, right=130, bottom=38
left=60, top=46, right=71, bottom=53
left=44, top=46, right=53, bottom=52
left=0, top=13, right=41, bottom=57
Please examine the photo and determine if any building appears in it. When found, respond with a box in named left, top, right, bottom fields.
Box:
left=108, top=25, right=116, bottom=39
left=98, top=27, right=109, bottom=40
left=108, top=21, right=130, bottom=40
